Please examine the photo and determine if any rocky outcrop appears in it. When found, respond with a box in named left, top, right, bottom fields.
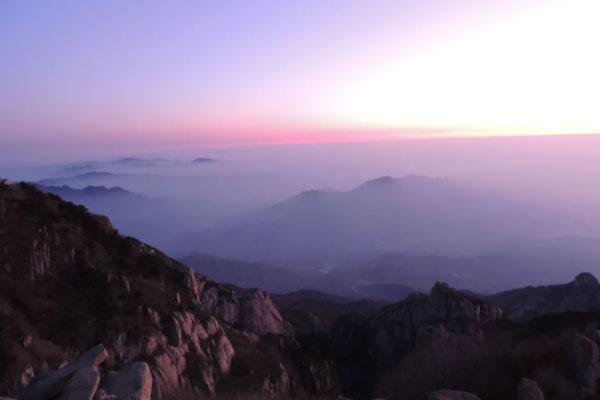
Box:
left=489, top=273, right=600, bottom=321
left=428, top=389, right=482, bottom=400
left=240, top=289, right=291, bottom=335
left=336, top=282, right=504, bottom=366
left=517, top=378, right=544, bottom=400
left=333, top=282, right=503, bottom=399
left=0, top=182, right=326, bottom=399
left=21, top=345, right=108, bottom=400
left=100, top=362, right=152, bottom=400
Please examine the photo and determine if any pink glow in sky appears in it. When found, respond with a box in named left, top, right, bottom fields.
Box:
left=1, top=0, right=599, bottom=153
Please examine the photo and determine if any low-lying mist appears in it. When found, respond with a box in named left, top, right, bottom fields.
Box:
left=4, top=134, right=600, bottom=295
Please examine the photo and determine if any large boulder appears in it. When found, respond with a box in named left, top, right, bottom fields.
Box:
left=100, top=362, right=152, bottom=400
left=21, top=344, right=108, bottom=400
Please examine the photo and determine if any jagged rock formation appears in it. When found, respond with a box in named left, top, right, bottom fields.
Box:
left=333, top=282, right=503, bottom=398
left=335, top=282, right=504, bottom=365
left=0, top=182, right=336, bottom=398
left=488, top=272, right=600, bottom=321
left=331, top=279, right=600, bottom=400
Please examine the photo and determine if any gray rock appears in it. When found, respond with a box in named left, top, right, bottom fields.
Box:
left=100, top=362, right=152, bottom=400
left=21, top=344, right=108, bottom=400
left=428, top=389, right=482, bottom=400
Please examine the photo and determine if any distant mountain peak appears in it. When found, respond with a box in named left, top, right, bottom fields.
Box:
left=366, top=175, right=396, bottom=185
left=192, top=157, right=217, bottom=163
left=356, top=176, right=397, bottom=189
left=112, top=157, right=169, bottom=165
left=82, top=185, right=131, bottom=195
left=573, top=272, right=599, bottom=287
left=75, top=171, right=115, bottom=178
left=36, top=183, right=140, bottom=200
left=355, top=174, right=445, bottom=191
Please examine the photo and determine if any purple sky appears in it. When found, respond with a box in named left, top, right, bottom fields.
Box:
left=1, top=0, right=598, bottom=157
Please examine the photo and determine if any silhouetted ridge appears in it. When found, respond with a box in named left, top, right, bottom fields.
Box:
left=489, top=272, right=600, bottom=321
left=353, top=174, right=447, bottom=191
left=574, top=272, right=599, bottom=287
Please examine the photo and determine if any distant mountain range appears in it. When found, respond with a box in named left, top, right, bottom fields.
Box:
left=37, top=171, right=149, bottom=187
left=182, top=175, right=563, bottom=265
left=180, top=252, right=416, bottom=301
left=487, top=272, right=600, bottom=321
left=191, top=157, right=217, bottom=163
left=37, top=183, right=144, bottom=201
left=182, top=248, right=598, bottom=297
left=34, top=184, right=203, bottom=248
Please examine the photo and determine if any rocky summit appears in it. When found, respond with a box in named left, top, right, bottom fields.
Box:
left=4, top=180, right=600, bottom=400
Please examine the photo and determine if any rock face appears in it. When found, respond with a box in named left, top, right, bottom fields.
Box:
left=101, top=362, right=152, bottom=400
left=240, top=289, right=291, bottom=335
left=336, top=282, right=504, bottom=366
left=428, top=390, right=482, bottom=400
left=0, top=182, right=336, bottom=399
left=489, top=273, right=600, bottom=321
left=334, top=282, right=503, bottom=398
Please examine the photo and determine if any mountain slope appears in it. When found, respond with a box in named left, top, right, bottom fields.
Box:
left=35, top=184, right=212, bottom=250
left=187, top=175, right=556, bottom=265
left=0, top=180, right=336, bottom=398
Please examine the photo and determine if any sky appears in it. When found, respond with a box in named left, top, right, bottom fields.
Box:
left=1, top=0, right=599, bottom=156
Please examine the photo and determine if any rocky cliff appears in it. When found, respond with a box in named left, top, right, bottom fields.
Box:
left=0, top=181, right=334, bottom=399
